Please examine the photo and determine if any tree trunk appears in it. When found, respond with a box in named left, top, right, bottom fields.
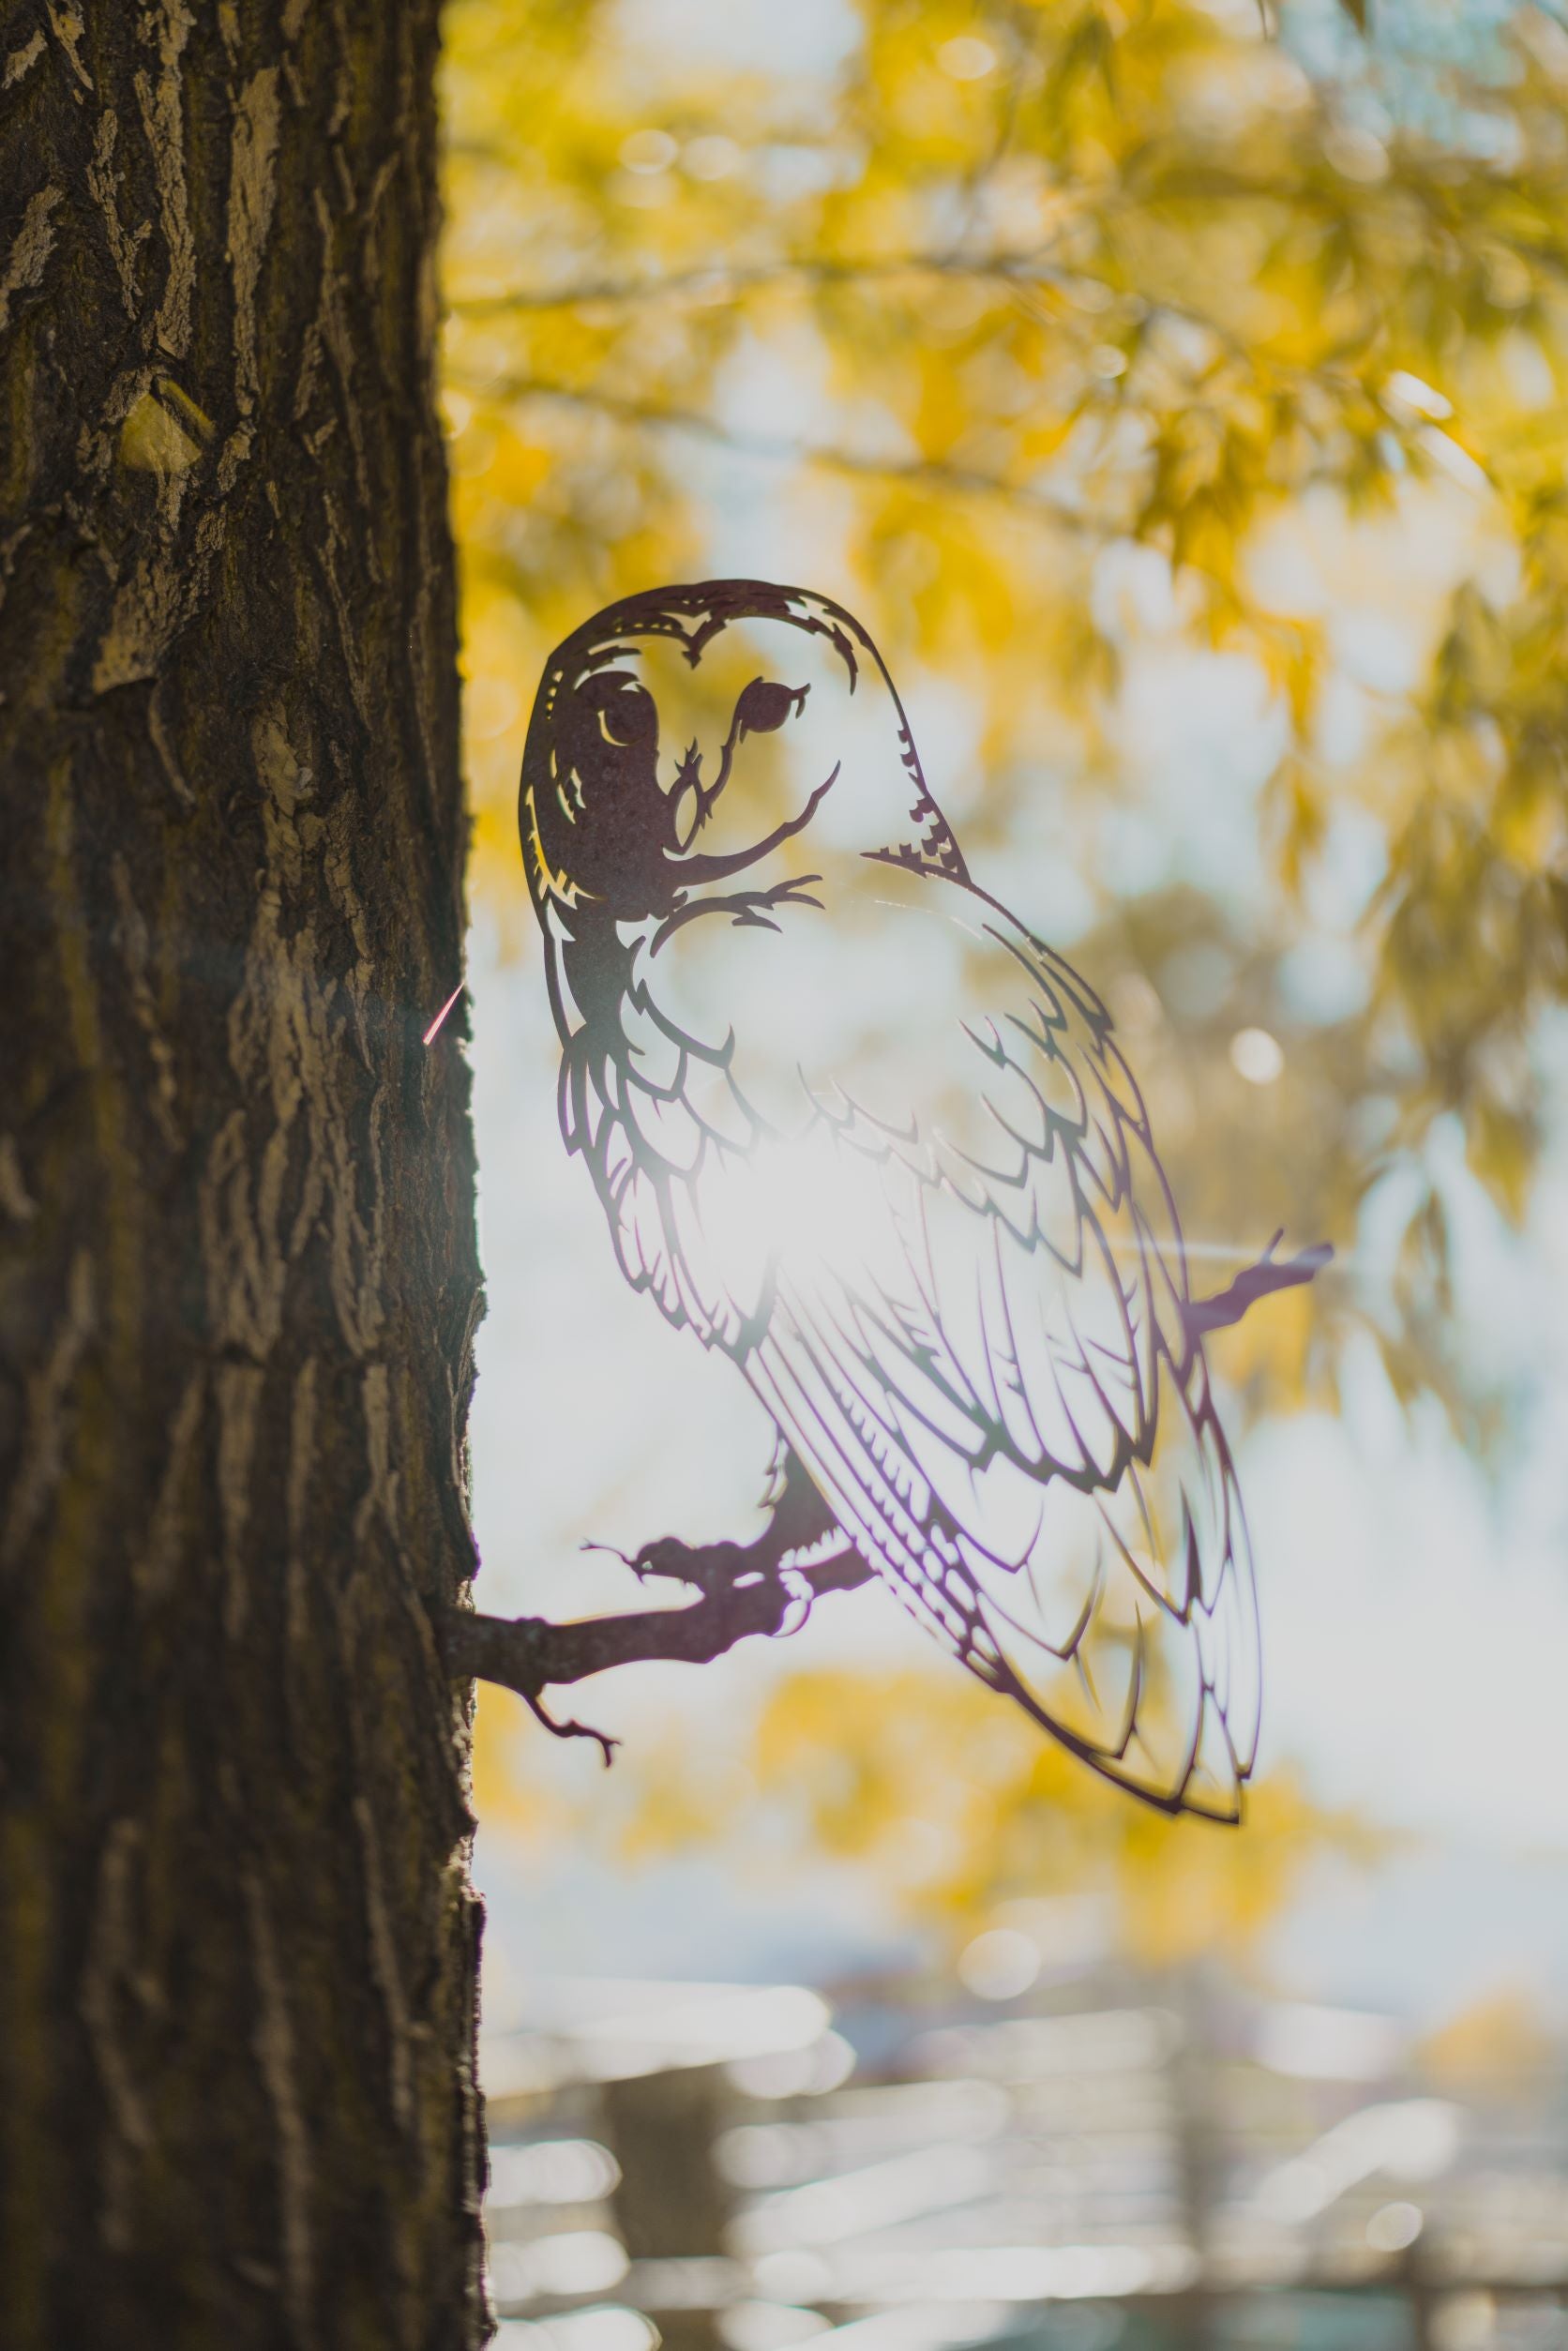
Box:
left=0, top=8, right=487, bottom=2347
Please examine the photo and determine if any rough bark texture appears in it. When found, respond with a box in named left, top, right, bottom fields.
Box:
left=0, top=7, right=487, bottom=2346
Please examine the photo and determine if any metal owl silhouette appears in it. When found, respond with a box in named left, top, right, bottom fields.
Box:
left=518, top=580, right=1328, bottom=1819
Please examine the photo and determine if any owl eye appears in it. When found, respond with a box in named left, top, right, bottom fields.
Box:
left=592, top=680, right=656, bottom=746
left=734, top=678, right=806, bottom=737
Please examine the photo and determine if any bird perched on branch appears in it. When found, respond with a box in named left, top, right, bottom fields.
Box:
left=519, top=581, right=1328, bottom=1817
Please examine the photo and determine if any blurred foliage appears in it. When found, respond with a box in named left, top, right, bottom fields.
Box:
left=442, top=0, right=1568, bottom=1447
left=1414, top=1986, right=1559, bottom=2090
left=475, top=1667, right=1382, bottom=1968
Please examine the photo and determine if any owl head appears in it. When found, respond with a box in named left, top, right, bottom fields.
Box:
left=519, top=580, right=966, bottom=924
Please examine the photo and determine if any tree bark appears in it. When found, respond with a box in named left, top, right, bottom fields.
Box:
left=0, top=8, right=487, bottom=2347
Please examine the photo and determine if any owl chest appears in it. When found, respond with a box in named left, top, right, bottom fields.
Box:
left=559, top=868, right=990, bottom=1345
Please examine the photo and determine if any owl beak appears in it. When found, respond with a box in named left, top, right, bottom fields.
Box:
left=664, top=761, right=841, bottom=888
left=669, top=743, right=708, bottom=851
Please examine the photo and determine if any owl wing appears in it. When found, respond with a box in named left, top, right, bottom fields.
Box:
left=733, top=881, right=1259, bottom=1818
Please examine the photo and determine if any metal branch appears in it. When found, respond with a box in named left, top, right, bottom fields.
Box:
left=447, top=1231, right=1331, bottom=1749
left=442, top=1550, right=875, bottom=1706
left=1185, top=1233, right=1334, bottom=1340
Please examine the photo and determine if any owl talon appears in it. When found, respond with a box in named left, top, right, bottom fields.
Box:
left=774, top=1567, right=814, bottom=1637
left=629, top=1536, right=753, bottom=1601
left=629, top=1542, right=813, bottom=1635
left=628, top=1535, right=697, bottom=1588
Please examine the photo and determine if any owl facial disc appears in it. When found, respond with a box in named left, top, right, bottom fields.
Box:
left=520, top=580, right=960, bottom=920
